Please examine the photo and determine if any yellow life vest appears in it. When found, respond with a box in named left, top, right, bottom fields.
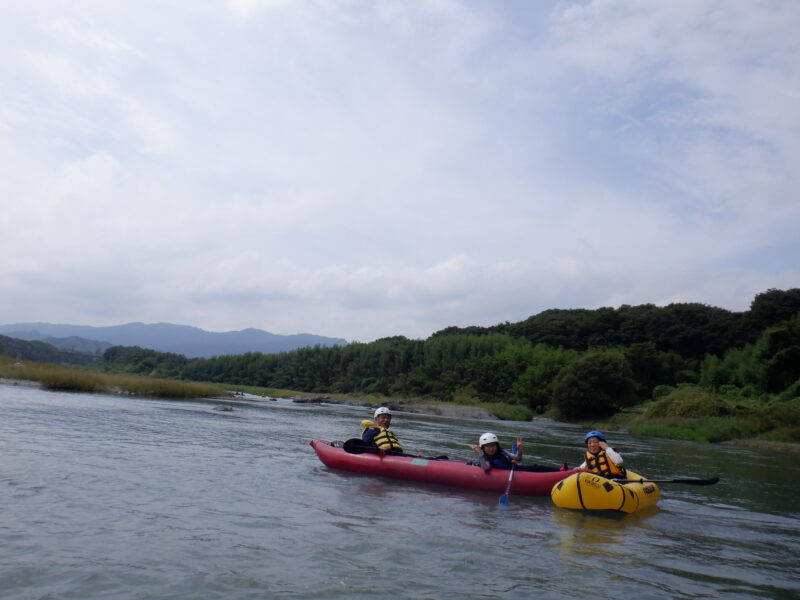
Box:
left=361, top=420, right=403, bottom=452
left=584, top=449, right=625, bottom=478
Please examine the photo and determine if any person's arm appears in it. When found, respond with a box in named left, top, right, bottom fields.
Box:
left=599, top=441, right=623, bottom=465
left=510, top=438, right=523, bottom=462
left=362, top=428, right=378, bottom=445
left=468, top=445, right=490, bottom=470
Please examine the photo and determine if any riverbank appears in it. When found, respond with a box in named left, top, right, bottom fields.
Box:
left=258, top=388, right=500, bottom=420
left=5, top=360, right=798, bottom=453
left=271, top=387, right=800, bottom=453
left=0, top=360, right=226, bottom=400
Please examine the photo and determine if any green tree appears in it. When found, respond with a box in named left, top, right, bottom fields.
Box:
left=748, top=288, right=800, bottom=334
left=508, top=344, right=577, bottom=411
left=755, top=315, right=800, bottom=393
left=549, top=350, right=638, bottom=421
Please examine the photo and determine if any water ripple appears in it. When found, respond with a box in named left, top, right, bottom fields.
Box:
left=1, top=385, right=798, bottom=599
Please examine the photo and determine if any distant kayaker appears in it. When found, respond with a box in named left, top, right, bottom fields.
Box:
left=361, top=407, right=404, bottom=455
left=469, top=432, right=523, bottom=472
left=580, top=430, right=626, bottom=478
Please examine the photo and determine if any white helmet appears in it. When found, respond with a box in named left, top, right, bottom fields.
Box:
left=374, top=407, right=392, bottom=418
left=479, top=432, right=499, bottom=447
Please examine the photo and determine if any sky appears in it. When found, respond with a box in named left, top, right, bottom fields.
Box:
left=1, top=0, right=798, bottom=343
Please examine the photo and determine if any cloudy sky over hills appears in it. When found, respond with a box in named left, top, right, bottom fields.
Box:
left=1, top=0, right=798, bottom=342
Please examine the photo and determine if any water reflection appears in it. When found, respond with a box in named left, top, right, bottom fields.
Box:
left=551, top=506, right=660, bottom=557
left=2, top=384, right=800, bottom=600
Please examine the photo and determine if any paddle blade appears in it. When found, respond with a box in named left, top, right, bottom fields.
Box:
left=342, top=438, right=376, bottom=454
left=499, top=464, right=516, bottom=506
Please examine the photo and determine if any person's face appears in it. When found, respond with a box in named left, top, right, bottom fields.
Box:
left=586, top=437, right=602, bottom=454
left=375, top=414, right=391, bottom=427
left=482, top=442, right=499, bottom=456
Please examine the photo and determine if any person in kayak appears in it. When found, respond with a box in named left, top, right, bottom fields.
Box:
left=580, top=430, right=626, bottom=478
left=468, top=432, right=523, bottom=472
left=361, top=407, right=404, bottom=455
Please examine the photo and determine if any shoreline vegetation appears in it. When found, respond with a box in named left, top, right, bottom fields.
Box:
left=2, top=287, right=798, bottom=454
left=0, top=359, right=225, bottom=400
left=230, top=384, right=800, bottom=453
left=5, top=356, right=793, bottom=453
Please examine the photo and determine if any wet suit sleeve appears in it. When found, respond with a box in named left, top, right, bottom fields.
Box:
left=362, top=428, right=379, bottom=445
left=605, top=447, right=623, bottom=466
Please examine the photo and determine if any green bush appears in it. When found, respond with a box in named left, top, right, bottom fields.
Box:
left=778, top=379, right=800, bottom=401
left=643, top=396, right=672, bottom=418
left=652, top=385, right=675, bottom=399
left=754, top=398, right=800, bottom=428
left=643, top=386, right=726, bottom=418
left=629, top=417, right=758, bottom=442
left=484, top=403, right=534, bottom=421
left=756, top=426, right=800, bottom=442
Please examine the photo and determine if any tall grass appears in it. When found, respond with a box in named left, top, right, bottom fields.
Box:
left=0, top=356, right=225, bottom=399
left=623, top=386, right=800, bottom=445
left=629, top=417, right=759, bottom=443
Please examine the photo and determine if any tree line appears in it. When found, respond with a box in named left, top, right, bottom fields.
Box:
left=95, top=288, right=800, bottom=421
left=0, top=335, right=98, bottom=366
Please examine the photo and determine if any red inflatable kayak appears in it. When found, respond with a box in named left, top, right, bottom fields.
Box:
left=310, top=439, right=579, bottom=496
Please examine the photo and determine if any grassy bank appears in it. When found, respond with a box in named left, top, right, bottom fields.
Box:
left=1, top=357, right=227, bottom=400
left=223, top=384, right=384, bottom=404
left=594, top=385, right=800, bottom=452
left=222, top=383, right=534, bottom=420
left=5, top=357, right=797, bottom=451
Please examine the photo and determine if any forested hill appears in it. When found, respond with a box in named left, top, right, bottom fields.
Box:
left=435, top=288, right=800, bottom=359
left=95, top=288, right=800, bottom=422
left=0, top=335, right=98, bottom=366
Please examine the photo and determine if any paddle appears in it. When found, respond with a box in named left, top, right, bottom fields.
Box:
left=499, top=463, right=516, bottom=506
left=342, top=438, right=380, bottom=454
left=613, top=476, right=720, bottom=486
left=341, top=438, right=449, bottom=460
left=498, top=443, right=520, bottom=505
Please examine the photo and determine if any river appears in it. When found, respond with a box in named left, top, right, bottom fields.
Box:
left=1, top=383, right=798, bottom=599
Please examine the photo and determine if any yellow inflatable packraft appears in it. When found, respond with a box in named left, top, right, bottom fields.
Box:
left=550, top=469, right=660, bottom=513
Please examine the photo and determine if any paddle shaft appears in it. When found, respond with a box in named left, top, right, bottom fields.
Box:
left=613, top=477, right=719, bottom=486
left=503, top=464, right=516, bottom=494
left=498, top=463, right=516, bottom=505
left=341, top=439, right=448, bottom=460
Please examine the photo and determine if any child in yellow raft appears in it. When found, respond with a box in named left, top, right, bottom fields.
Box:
left=550, top=429, right=660, bottom=512
left=580, top=430, right=626, bottom=478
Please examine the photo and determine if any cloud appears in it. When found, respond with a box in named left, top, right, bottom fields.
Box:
left=547, top=0, right=800, bottom=209
left=0, top=1, right=797, bottom=342
left=228, top=0, right=294, bottom=17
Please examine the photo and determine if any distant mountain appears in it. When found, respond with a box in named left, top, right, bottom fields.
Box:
left=0, top=334, right=98, bottom=365
left=0, top=322, right=347, bottom=359
left=2, top=329, right=112, bottom=354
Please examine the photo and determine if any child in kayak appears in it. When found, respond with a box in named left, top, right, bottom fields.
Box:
left=580, top=430, right=626, bottom=478
left=361, top=407, right=404, bottom=455
left=469, top=432, right=523, bottom=472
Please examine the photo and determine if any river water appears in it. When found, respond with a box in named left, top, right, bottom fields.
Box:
left=1, top=383, right=798, bottom=599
